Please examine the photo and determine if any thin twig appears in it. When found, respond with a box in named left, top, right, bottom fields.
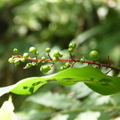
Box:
left=12, top=55, right=120, bottom=72
left=105, top=69, right=112, bottom=75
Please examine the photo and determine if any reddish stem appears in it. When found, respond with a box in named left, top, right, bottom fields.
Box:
left=12, top=55, right=120, bottom=72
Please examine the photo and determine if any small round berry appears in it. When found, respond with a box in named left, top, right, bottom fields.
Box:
left=52, top=57, right=59, bottom=62
left=53, top=50, right=60, bottom=57
left=69, top=42, right=76, bottom=48
left=65, top=62, right=71, bottom=68
left=80, top=58, right=85, bottom=63
left=13, top=48, right=19, bottom=54
left=93, top=65, right=99, bottom=69
left=24, top=63, right=32, bottom=69
left=29, top=47, right=36, bottom=54
left=89, top=50, right=99, bottom=61
left=60, top=66, right=67, bottom=71
left=46, top=47, right=51, bottom=53
left=14, top=59, right=20, bottom=65
left=32, top=62, right=38, bottom=66
left=68, top=48, right=73, bottom=53
left=60, top=66, right=64, bottom=71
left=23, top=53, right=29, bottom=59
left=20, top=58, right=26, bottom=62
left=41, top=56, right=46, bottom=61
left=40, top=65, right=51, bottom=73
left=8, top=57, right=14, bottom=63
left=59, top=53, right=63, bottom=58
left=36, top=51, right=39, bottom=56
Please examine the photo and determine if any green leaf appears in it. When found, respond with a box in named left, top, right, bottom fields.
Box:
left=50, top=114, right=69, bottom=120
left=0, top=66, right=120, bottom=96
left=26, top=91, right=80, bottom=109
left=74, top=111, right=100, bottom=120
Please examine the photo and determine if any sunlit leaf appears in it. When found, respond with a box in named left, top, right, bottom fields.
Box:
left=50, top=114, right=69, bottom=120
left=74, top=111, right=100, bottom=120
left=0, top=66, right=120, bottom=96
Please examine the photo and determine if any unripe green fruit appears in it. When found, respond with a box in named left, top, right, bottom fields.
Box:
left=65, top=62, right=71, bottom=68
left=68, top=48, right=73, bottom=53
left=60, top=66, right=64, bottom=71
left=8, top=58, right=14, bottom=63
left=20, top=58, right=26, bottom=62
left=46, top=47, right=51, bottom=53
left=23, top=53, right=29, bottom=59
left=32, top=62, right=38, bottom=66
left=80, top=58, right=85, bottom=63
left=59, top=53, right=63, bottom=58
left=41, top=56, right=46, bottom=61
left=53, top=50, right=60, bottom=57
left=14, top=59, right=20, bottom=65
left=13, top=48, right=19, bottom=54
left=29, top=47, right=36, bottom=54
left=60, top=66, right=67, bottom=71
left=93, top=65, right=99, bottom=69
left=36, top=51, right=39, bottom=56
left=40, top=65, right=51, bottom=73
left=69, top=42, right=76, bottom=48
left=89, top=50, right=99, bottom=61
left=24, top=63, right=32, bottom=69
left=52, top=57, right=59, bottom=62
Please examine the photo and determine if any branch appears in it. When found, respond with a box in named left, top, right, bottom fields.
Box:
left=12, top=55, right=120, bottom=72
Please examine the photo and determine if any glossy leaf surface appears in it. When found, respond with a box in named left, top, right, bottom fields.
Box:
left=0, top=66, right=120, bottom=96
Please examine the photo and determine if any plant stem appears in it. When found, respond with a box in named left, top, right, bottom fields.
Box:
left=12, top=55, right=120, bottom=72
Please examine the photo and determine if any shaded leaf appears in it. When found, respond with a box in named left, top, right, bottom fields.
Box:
left=27, top=91, right=80, bottom=109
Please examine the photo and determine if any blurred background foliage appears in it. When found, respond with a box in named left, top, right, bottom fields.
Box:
left=0, top=0, right=120, bottom=119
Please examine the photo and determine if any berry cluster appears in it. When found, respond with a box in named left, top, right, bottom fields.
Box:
left=8, top=42, right=120, bottom=74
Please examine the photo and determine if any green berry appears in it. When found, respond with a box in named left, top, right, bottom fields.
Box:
left=14, top=59, right=20, bottom=65
left=80, top=58, right=85, bottom=63
left=65, top=62, right=71, bottom=68
left=46, top=47, right=51, bottom=53
left=36, top=51, right=39, bottom=56
left=23, top=53, right=29, bottom=59
left=40, top=65, right=51, bottom=73
left=69, top=42, right=76, bottom=48
left=41, top=56, right=46, bottom=61
left=20, top=58, right=26, bottom=62
left=13, top=48, right=19, bottom=54
left=72, top=42, right=76, bottom=47
left=13, top=58, right=18, bottom=61
left=53, top=50, right=60, bottom=57
left=93, top=65, right=99, bottom=69
left=89, top=50, right=99, bottom=61
left=24, top=63, right=32, bottom=69
left=60, top=66, right=67, bottom=71
left=29, top=47, right=36, bottom=54
left=59, top=53, right=63, bottom=58
left=32, top=62, right=38, bottom=66
left=60, top=66, right=64, bottom=71
left=68, top=48, right=73, bottom=53
left=8, top=57, right=14, bottom=63
left=52, top=57, right=59, bottom=62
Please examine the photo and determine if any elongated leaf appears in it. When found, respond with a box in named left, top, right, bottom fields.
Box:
left=0, top=66, right=120, bottom=96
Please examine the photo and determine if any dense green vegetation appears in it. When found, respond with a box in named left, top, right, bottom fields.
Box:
left=0, top=0, right=120, bottom=120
